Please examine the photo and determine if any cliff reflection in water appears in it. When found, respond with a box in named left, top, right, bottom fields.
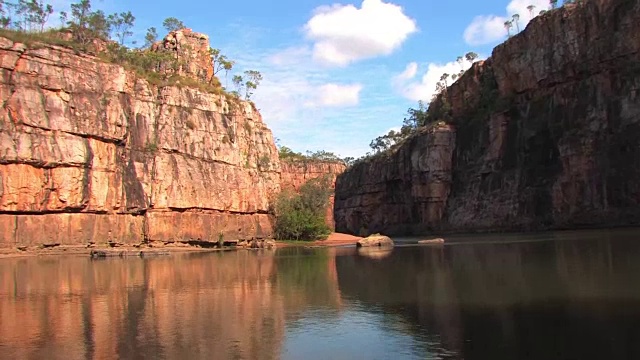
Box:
left=0, top=247, right=347, bottom=359
left=336, top=230, right=640, bottom=359
left=2, top=230, right=640, bottom=359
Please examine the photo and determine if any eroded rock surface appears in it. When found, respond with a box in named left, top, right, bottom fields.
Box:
left=0, top=31, right=280, bottom=247
left=335, top=0, right=640, bottom=236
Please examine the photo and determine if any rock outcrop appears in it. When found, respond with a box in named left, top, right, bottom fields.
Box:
left=0, top=31, right=281, bottom=247
left=335, top=0, right=640, bottom=236
left=151, top=29, right=215, bottom=83
left=279, top=160, right=345, bottom=229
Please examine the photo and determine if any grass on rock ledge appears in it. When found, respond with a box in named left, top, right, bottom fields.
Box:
left=0, top=28, right=228, bottom=96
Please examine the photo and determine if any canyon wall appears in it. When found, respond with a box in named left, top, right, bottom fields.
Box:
left=0, top=30, right=281, bottom=248
left=279, top=160, right=345, bottom=229
left=335, top=0, right=640, bottom=236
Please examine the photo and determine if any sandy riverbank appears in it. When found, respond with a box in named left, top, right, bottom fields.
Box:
left=0, top=233, right=362, bottom=259
left=276, top=233, right=363, bottom=248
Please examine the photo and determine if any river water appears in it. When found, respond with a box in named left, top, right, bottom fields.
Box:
left=1, top=228, right=640, bottom=359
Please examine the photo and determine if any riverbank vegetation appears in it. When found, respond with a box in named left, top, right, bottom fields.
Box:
left=272, top=176, right=332, bottom=241
left=0, top=0, right=261, bottom=99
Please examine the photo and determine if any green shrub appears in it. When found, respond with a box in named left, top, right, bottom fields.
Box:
left=273, top=176, right=332, bottom=241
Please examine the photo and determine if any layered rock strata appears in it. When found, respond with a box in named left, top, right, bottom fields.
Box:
left=335, top=0, right=640, bottom=236
left=0, top=31, right=280, bottom=247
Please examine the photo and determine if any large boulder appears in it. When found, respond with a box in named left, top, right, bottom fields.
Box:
left=356, top=234, right=394, bottom=248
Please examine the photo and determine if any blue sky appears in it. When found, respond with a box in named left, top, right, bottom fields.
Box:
left=52, top=0, right=559, bottom=158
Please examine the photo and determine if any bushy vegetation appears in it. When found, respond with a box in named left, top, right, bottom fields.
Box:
left=277, top=145, right=345, bottom=163
left=0, top=0, right=262, bottom=98
left=272, top=176, right=332, bottom=241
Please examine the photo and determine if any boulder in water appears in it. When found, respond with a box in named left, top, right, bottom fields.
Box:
left=356, top=234, right=394, bottom=247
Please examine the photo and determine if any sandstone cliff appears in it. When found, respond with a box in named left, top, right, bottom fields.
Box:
left=0, top=30, right=281, bottom=247
left=279, top=160, right=345, bottom=229
left=335, top=0, right=640, bottom=236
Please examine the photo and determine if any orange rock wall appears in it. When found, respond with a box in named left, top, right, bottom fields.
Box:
left=0, top=35, right=280, bottom=247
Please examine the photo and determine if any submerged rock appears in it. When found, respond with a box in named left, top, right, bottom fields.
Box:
left=418, top=238, right=445, bottom=245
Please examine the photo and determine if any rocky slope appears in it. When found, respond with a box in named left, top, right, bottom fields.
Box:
left=0, top=30, right=281, bottom=248
left=335, top=0, right=640, bottom=236
left=279, top=160, right=345, bottom=229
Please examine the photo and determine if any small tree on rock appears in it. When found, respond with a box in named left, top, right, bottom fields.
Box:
left=162, top=17, right=185, bottom=32
left=108, top=11, right=135, bottom=45
left=243, top=70, right=262, bottom=100
left=512, top=13, right=520, bottom=32
left=465, top=51, right=478, bottom=62
left=527, top=4, right=536, bottom=18
left=144, top=26, right=158, bottom=47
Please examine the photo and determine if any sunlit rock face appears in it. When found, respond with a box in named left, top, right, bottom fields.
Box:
left=0, top=31, right=280, bottom=246
left=335, top=0, right=640, bottom=236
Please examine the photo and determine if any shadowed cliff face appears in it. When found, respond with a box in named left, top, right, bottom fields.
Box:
left=335, top=0, right=640, bottom=236
left=0, top=31, right=281, bottom=247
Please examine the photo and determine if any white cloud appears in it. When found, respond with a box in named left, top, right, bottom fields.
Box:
left=215, top=22, right=408, bottom=159
left=463, top=15, right=507, bottom=46
left=304, top=0, right=418, bottom=66
left=395, top=62, right=418, bottom=81
left=266, top=46, right=312, bottom=66
left=463, top=0, right=551, bottom=45
left=393, top=56, right=485, bottom=102
left=307, top=83, right=363, bottom=107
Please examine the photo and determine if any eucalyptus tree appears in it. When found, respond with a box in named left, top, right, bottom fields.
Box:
left=527, top=4, right=536, bottom=18
left=512, top=13, right=520, bottom=32
left=504, top=20, right=513, bottom=37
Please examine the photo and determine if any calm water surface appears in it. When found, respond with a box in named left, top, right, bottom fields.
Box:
left=2, top=228, right=640, bottom=359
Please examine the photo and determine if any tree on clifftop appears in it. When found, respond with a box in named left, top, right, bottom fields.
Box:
left=369, top=100, right=429, bottom=153
left=162, top=17, right=185, bottom=32
left=61, top=0, right=111, bottom=44
left=144, top=26, right=157, bottom=47
left=14, top=0, right=53, bottom=32
left=0, top=1, right=9, bottom=28
left=244, top=70, right=262, bottom=100
left=512, top=13, right=520, bottom=32
left=504, top=19, right=513, bottom=37
left=210, top=47, right=235, bottom=87
left=108, top=11, right=135, bottom=45
left=527, top=5, right=536, bottom=18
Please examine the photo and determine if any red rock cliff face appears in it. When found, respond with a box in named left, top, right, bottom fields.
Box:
left=279, top=161, right=345, bottom=229
left=0, top=31, right=281, bottom=247
left=335, top=0, right=640, bottom=236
